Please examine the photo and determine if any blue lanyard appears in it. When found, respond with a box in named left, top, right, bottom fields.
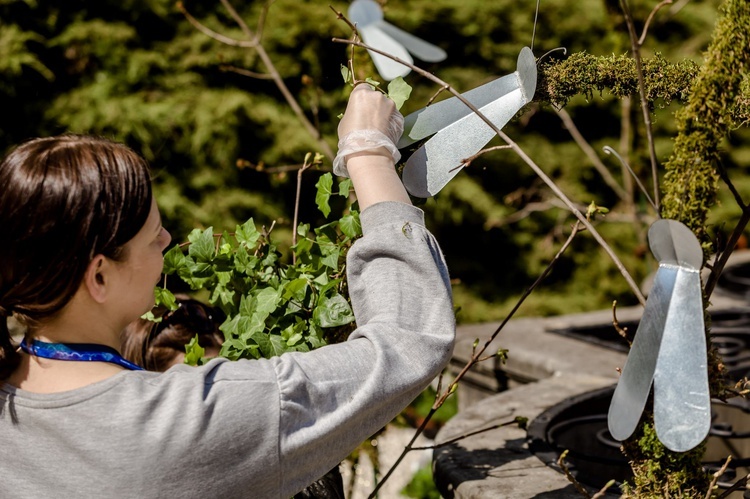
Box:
left=20, top=338, right=144, bottom=371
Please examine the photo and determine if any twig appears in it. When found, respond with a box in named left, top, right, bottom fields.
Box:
left=716, top=473, right=750, bottom=499
left=291, top=155, right=315, bottom=261
left=620, top=0, right=661, bottom=211
left=331, top=36, right=646, bottom=306
left=705, top=456, right=732, bottom=499
left=704, top=163, right=750, bottom=298
left=612, top=300, right=632, bottom=345
left=556, top=108, right=629, bottom=202
left=557, top=449, right=592, bottom=498
left=427, top=85, right=450, bottom=106
left=410, top=416, right=526, bottom=450
left=449, top=145, right=513, bottom=172
left=705, top=206, right=750, bottom=299
left=220, top=64, right=274, bottom=80
left=180, top=1, right=334, bottom=159
left=638, top=0, right=674, bottom=46
left=603, top=146, right=657, bottom=211
left=592, top=480, right=617, bottom=499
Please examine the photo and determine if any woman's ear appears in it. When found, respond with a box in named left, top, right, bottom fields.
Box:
left=82, top=255, right=109, bottom=304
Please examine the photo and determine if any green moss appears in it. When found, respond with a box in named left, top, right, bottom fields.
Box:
left=539, top=52, right=699, bottom=107
left=621, top=420, right=709, bottom=498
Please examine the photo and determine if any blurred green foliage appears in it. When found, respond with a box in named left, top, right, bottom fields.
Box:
left=3, top=0, right=748, bottom=324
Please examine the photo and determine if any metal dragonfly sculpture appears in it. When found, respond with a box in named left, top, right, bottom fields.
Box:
left=608, top=219, right=711, bottom=452
left=348, top=0, right=447, bottom=81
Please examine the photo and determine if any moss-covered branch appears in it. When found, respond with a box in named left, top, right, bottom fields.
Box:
left=538, top=52, right=750, bottom=126
left=538, top=52, right=699, bottom=107
left=660, top=0, right=750, bottom=246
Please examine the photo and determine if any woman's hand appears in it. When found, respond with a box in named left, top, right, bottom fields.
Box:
left=334, top=85, right=410, bottom=210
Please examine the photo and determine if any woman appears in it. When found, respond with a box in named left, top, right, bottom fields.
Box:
left=0, top=85, right=455, bottom=498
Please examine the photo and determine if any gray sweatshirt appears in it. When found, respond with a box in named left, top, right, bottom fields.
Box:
left=0, top=201, right=455, bottom=499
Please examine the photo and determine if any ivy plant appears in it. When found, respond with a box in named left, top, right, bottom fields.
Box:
left=155, top=172, right=361, bottom=363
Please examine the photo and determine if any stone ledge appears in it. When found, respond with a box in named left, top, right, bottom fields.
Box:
left=434, top=373, right=616, bottom=498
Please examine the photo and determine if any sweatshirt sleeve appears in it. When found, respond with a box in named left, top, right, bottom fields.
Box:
left=271, top=201, right=455, bottom=497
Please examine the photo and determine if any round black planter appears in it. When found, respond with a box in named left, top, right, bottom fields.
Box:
left=527, top=385, right=750, bottom=497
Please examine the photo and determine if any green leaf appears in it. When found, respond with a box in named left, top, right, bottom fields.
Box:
left=314, top=293, right=355, bottom=328
left=254, top=286, right=282, bottom=316
left=236, top=218, right=261, bottom=247
left=339, top=213, right=362, bottom=239
left=283, top=278, right=309, bottom=301
left=387, top=76, right=412, bottom=110
left=340, top=64, right=351, bottom=84
left=154, top=287, right=178, bottom=311
left=162, top=245, right=187, bottom=275
left=184, top=334, right=205, bottom=366
left=315, top=173, right=333, bottom=218
left=338, top=178, right=353, bottom=198
left=365, top=77, right=381, bottom=89
left=188, top=227, right=215, bottom=263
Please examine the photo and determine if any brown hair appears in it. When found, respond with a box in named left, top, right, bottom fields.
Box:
left=0, top=135, right=153, bottom=379
left=120, top=295, right=225, bottom=372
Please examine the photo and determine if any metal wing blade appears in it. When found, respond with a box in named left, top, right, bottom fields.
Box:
left=358, top=25, right=413, bottom=81
left=400, top=85, right=525, bottom=197
left=608, top=265, right=676, bottom=442
left=398, top=46, right=536, bottom=149
left=653, top=267, right=710, bottom=452
left=377, top=21, right=447, bottom=62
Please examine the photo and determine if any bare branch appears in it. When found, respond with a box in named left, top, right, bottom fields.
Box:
left=592, top=481, right=617, bottom=499
left=177, top=2, right=256, bottom=47
left=292, top=155, right=315, bottom=263
left=705, top=456, right=732, bottom=499
left=410, top=416, right=525, bottom=450
left=220, top=64, right=273, bottom=80
left=638, top=0, right=674, bottom=46
left=557, top=450, right=593, bottom=498
left=603, top=146, right=657, bottom=211
left=219, top=0, right=254, bottom=39
left=620, top=0, right=661, bottom=211
left=447, top=145, right=513, bottom=172
left=180, top=1, right=334, bottom=159
left=556, top=108, right=629, bottom=202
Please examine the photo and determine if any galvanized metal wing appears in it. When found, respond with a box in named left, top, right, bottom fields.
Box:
left=608, top=220, right=710, bottom=452
left=651, top=221, right=709, bottom=452
left=348, top=0, right=412, bottom=81
left=348, top=0, right=445, bottom=81
left=608, top=263, right=675, bottom=442
left=399, top=47, right=537, bottom=198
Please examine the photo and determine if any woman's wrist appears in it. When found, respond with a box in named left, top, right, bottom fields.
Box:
left=346, top=154, right=411, bottom=210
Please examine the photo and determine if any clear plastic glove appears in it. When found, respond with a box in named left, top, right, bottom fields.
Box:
left=333, top=85, right=404, bottom=177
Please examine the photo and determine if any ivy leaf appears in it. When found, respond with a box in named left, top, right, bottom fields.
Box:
left=340, top=64, right=351, bottom=84
left=315, top=173, right=333, bottom=218
left=283, top=278, right=309, bottom=301
left=339, top=213, right=362, bottom=239
left=254, top=286, right=282, bottom=316
left=338, top=178, right=353, bottom=198
left=188, top=227, right=215, bottom=263
left=365, top=77, right=381, bottom=89
left=387, top=76, right=412, bottom=110
left=314, top=293, right=355, bottom=328
left=162, top=245, right=187, bottom=275
left=236, top=218, right=261, bottom=247
left=184, top=334, right=205, bottom=366
left=154, top=287, right=178, bottom=311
